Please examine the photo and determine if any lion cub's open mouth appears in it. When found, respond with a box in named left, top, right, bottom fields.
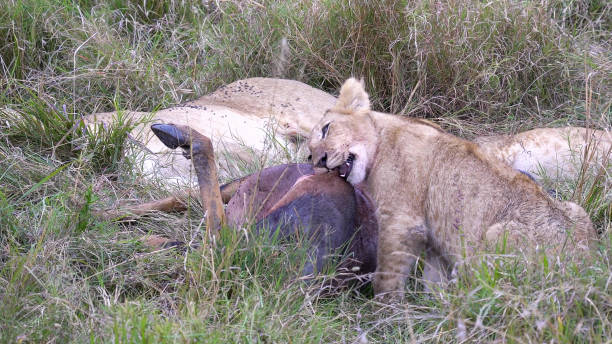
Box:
left=335, top=153, right=355, bottom=180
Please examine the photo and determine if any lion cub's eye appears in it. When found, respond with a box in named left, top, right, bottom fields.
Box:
left=321, top=123, right=330, bottom=138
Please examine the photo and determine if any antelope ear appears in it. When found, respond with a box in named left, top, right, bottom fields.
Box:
left=334, top=78, right=370, bottom=114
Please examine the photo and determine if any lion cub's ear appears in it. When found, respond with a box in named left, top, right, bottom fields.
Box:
left=334, top=78, right=370, bottom=114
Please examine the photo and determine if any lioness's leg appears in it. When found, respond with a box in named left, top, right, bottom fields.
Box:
left=374, top=216, right=428, bottom=300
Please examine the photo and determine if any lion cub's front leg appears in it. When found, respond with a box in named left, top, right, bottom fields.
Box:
left=374, top=215, right=428, bottom=300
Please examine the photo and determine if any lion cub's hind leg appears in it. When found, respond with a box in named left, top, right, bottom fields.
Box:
left=484, top=220, right=552, bottom=257
left=485, top=221, right=529, bottom=247
left=559, top=201, right=594, bottom=233
left=485, top=208, right=593, bottom=259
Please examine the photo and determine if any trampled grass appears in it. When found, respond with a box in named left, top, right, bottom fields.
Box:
left=0, top=0, right=610, bottom=342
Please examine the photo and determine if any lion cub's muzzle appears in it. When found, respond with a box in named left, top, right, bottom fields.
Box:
left=312, top=152, right=355, bottom=181
left=311, top=152, right=328, bottom=175
left=315, top=153, right=327, bottom=169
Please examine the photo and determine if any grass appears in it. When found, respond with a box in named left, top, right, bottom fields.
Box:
left=0, top=0, right=610, bottom=342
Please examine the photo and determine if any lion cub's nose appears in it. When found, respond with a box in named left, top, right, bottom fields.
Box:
left=315, top=153, right=328, bottom=168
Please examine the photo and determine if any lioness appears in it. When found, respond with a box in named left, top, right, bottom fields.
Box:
left=84, top=78, right=336, bottom=183
left=83, top=77, right=610, bottom=185
left=476, top=127, right=611, bottom=181
left=308, top=78, right=597, bottom=299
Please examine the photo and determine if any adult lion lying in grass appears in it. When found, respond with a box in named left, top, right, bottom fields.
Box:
left=84, top=77, right=610, bottom=185
left=308, top=78, right=598, bottom=300
left=85, top=78, right=336, bottom=183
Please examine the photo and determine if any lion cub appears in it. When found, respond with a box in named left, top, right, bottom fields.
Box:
left=308, top=78, right=595, bottom=300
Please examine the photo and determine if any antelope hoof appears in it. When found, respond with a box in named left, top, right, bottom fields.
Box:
left=151, top=123, right=191, bottom=150
left=151, top=123, right=195, bottom=159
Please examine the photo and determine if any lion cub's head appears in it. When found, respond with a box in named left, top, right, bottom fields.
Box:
left=308, top=78, right=378, bottom=185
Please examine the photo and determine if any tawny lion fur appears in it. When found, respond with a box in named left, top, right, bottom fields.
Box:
left=83, top=78, right=337, bottom=183
left=308, top=78, right=598, bottom=299
left=81, top=77, right=611, bottom=186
